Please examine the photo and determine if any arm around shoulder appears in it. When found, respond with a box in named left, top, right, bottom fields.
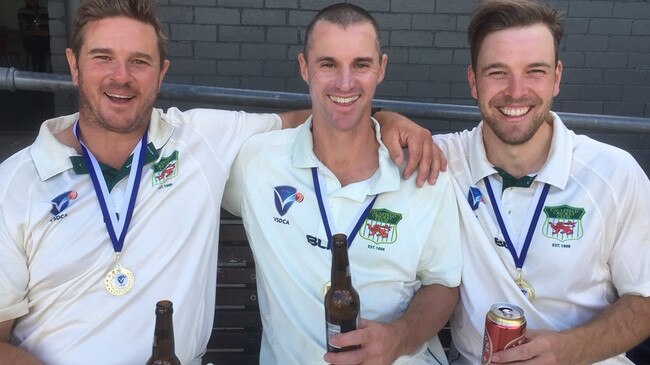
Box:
left=278, top=110, right=311, bottom=129
left=374, top=110, right=446, bottom=186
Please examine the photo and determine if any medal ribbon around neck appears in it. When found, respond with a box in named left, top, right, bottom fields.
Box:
left=484, top=176, right=550, bottom=301
left=74, top=122, right=147, bottom=295
left=74, top=122, right=147, bottom=253
left=311, top=167, right=377, bottom=249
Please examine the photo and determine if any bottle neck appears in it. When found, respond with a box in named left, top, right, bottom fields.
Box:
left=330, top=239, right=353, bottom=288
left=151, top=312, right=176, bottom=357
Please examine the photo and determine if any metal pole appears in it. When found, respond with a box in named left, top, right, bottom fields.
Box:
left=1, top=67, right=649, bottom=132
left=8, top=68, right=74, bottom=93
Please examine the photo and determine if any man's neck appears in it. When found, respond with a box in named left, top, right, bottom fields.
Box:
left=56, top=121, right=146, bottom=170
left=312, top=119, right=379, bottom=187
left=482, top=121, right=553, bottom=179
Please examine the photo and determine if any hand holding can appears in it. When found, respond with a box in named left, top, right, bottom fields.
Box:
left=481, top=303, right=526, bottom=364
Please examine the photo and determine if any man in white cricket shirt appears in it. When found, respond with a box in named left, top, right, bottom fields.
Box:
left=223, top=3, right=463, bottom=365
left=434, top=1, right=650, bottom=364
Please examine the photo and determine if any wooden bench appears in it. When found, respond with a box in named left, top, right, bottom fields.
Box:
left=203, top=213, right=261, bottom=365
left=203, top=211, right=453, bottom=365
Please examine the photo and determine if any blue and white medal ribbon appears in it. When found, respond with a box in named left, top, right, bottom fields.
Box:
left=312, top=167, right=377, bottom=296
left=484, top=176, right=550, bottom=302
left=74, top=122, right=147, bottom=295
left=311, top=168, right=377, bottom=248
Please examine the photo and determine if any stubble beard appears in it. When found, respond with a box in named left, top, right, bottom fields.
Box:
left=480, top=95, right=554, bottom=146
left=77, top=75, right=157, bottom=135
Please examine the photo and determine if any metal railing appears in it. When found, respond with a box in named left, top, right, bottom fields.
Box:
left=2, top=67, right=649, bottom=132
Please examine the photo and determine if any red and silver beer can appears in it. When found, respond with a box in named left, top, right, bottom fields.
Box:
left=481, top=302, right=526, bottom=364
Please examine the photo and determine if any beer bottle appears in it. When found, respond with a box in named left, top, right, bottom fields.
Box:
left=324, top=233, right=360, bottom=352
left=146, top=300, right=182, bottom=365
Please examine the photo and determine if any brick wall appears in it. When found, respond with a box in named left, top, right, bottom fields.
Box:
left=46, top=0, right=76, bottom=115
left=47, top=0, right=650, bottom=118
left=43, top=0, right=650, bottom=172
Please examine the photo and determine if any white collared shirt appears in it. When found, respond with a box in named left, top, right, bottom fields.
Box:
left=224, top=117, right=462, bottom=365
left=434, top=112, right=650, bottom=365
left=0, top=107, right=281, bottom=365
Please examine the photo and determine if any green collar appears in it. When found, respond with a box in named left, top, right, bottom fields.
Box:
left=70, top=142, right=159, bottom=191
left=494, top=167, right=536, bottom=192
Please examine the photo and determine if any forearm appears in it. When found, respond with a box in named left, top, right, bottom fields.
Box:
left=278, top=109, right=311, bottom=129
left=0, top=343, right=43, bottom=365
left=391, top=284, right=459, bottom=357
left=562, top=294, right=650, bottom=363
left=0, top=320, right=42, bottom=365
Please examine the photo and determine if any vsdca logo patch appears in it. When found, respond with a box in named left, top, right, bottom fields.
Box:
left=273, top=185, right=304, bottom=216
left=50, top=191, right=78, bottom=215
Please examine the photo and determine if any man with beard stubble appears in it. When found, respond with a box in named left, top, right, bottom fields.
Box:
left=0, top=0, right=440, bottom=364
left=433, top=0, right=650, bottom=364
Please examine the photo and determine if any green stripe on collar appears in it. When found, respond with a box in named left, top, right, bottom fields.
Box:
left=69, top=142, right=159, bottom=191
left=494, top=167, right=536, bottom=192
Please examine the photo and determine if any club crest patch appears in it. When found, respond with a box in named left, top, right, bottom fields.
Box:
left=542, top=205, right=585, bottom=241
left=273, top=185, right=304, bottom=216
left=152, top=150, right=179, bottom=185
left=360, top=208, right=402, bottom=244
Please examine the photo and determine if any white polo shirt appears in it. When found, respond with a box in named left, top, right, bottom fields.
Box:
left=434, top=112, right=650, bottom=365
left=223, top=117, right=462, bottom=365
left=0, top=107, right=280, bottom=365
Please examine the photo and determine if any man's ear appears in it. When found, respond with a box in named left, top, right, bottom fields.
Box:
left=467, top=64, right=478, bottom=100
left=298, top=53, right=309, bottom=84
left=377, top=54, right=388, bottom=84
left=553, top=60, right=563, bottom=97
left=65, top=48, right=79, bottom=85
left=158, top=59, right=171, bottom=90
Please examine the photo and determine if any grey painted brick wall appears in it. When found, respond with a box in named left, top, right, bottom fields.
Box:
left=44, top=0, right=650, bottom=173
left=46, top=0, right=650, bottom=116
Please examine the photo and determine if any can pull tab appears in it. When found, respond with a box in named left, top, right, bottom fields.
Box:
left=497, top=306, right=515, bottom=319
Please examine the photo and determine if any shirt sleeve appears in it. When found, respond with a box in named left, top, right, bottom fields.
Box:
left=416, top=171, right=463, bottom=288
left=167, top=107, right=282, bottom=172
left=222, top=145, right=246, bottom=218
left=0, top=179, right=30, bottom=322
left=217, top=110, right=282, bottom=218
left=608, top=158, right=650, bottom=297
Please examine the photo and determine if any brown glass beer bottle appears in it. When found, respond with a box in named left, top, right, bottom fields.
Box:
left=324, top=233, right=361, bottom=352
left=146, top=300, right=182, bottom=365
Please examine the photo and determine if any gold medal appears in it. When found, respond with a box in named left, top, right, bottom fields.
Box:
left=75, top=125, right=146, bottom=298
left=104, top=260, right=135, bottom=296
left=515, top=270, right=535, bottom=302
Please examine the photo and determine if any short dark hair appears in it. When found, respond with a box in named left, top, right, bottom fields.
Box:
left=70, top=0, right=167, bottom=65
left=468, top=0, right=564, bottom=70
left=303, top=3, right=382, bottom=61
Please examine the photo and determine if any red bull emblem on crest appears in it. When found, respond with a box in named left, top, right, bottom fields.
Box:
left=152, top=151, right=179, bottom=185
left=360, top=208, right=402, bottom=244
left=542, top=205, right=585, bottom=242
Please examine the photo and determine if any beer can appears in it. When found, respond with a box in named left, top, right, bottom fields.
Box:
left=481, top=302, right=526, bottom=364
